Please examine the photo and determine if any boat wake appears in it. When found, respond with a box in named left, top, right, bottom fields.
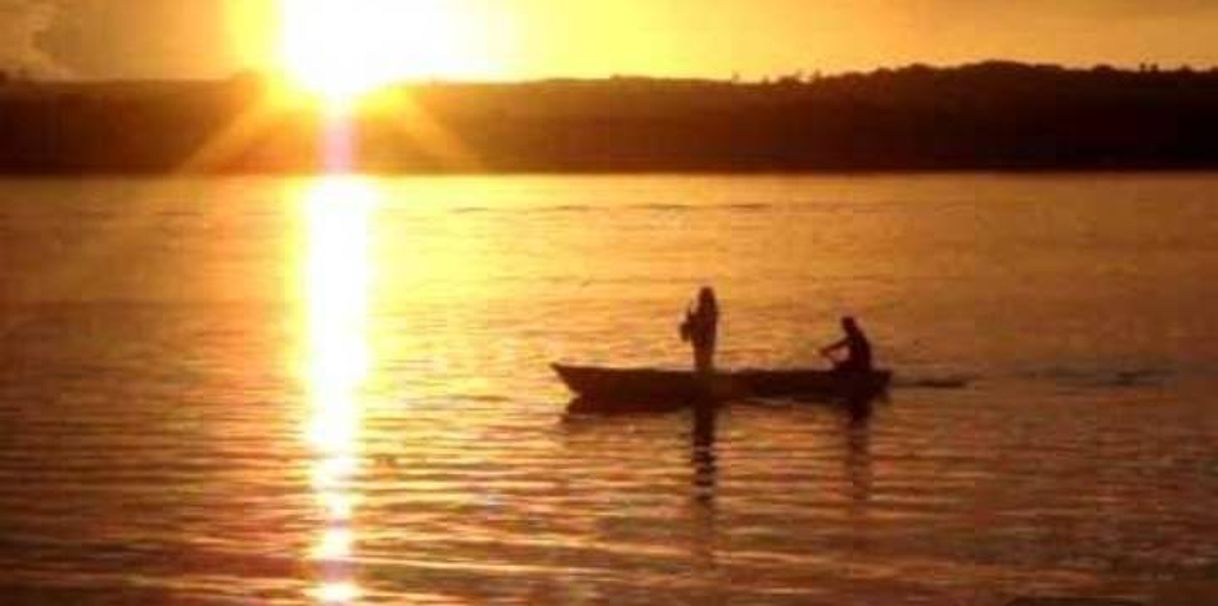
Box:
left=1022, top=366, right=1173, bottom=389
left=890, top=374, right=975, bottom=390
left=887, top=366, right=1180, bottom=392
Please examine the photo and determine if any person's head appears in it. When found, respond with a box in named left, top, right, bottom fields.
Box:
left=698, top=286, right=717, bottom=310
left=842, top=316, right=859, bottom=334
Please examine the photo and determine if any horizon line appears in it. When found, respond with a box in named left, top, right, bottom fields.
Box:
left=4, top=59, right=1218, bottom=87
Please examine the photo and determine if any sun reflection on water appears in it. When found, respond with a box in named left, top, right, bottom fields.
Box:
left=301, top=177, right=379, bottom=604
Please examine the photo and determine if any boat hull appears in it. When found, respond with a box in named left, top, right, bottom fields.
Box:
left=553, top=364, right=891, bottom=405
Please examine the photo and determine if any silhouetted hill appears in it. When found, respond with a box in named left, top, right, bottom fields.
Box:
left=1, top=61, right=1217, bottom=174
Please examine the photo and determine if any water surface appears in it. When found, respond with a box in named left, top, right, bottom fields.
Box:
left=0, top=174, right=1215, bottom=605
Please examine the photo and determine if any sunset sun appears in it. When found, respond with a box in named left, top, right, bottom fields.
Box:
left=279, top=0, right=504, bottom=103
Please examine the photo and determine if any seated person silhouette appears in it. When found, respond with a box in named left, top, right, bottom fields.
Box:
left=820, top=316, right=873, bottom=373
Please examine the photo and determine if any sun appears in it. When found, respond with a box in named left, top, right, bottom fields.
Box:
left=279, top=0, right=503, bottom=104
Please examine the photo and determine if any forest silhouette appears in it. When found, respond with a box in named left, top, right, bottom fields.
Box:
left=1, top=61, right=1216, bottom=174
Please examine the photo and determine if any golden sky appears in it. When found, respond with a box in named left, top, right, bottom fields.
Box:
left=4, top=0, right=1218, bottom=81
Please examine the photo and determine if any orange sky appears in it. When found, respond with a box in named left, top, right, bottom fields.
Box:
left=4, top=0, right=1218, bottom=80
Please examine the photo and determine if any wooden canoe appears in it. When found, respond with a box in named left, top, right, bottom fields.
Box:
left=553, top=363, right=891, bottom=404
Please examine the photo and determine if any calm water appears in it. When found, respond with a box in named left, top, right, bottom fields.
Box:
left=0, top=174, right=1215, bottom=605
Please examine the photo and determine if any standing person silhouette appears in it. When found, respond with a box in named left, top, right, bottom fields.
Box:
left=680, top=287, right=720, bottom=379
left=682, top=287, right=720, bottom=446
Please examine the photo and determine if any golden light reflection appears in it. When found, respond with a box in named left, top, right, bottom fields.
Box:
left=315, top=527, right=355, bottom=560
left=312, top=582, right=361, bottom=604
left=301, top=176, right=379, bottom=604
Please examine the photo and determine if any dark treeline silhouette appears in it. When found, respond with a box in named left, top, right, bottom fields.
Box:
left=2, top=61, right=1218, bottom=174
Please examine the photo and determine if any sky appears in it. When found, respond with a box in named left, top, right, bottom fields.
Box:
left=2, top=0, right=1218, bottom=81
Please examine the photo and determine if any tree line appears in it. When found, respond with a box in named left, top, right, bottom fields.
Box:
left=1, top=61, right=1216, bottom=174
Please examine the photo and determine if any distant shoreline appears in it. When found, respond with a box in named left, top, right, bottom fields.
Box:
left=2, top=61, right=1216, bottom=175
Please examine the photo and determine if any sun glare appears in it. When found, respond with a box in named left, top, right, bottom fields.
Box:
left=280, top=0, right=504, bottom=104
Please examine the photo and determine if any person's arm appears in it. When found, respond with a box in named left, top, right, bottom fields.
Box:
left=820, top=338, right=848, bottom=355
left=679, top=306, right=695, bottom=342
